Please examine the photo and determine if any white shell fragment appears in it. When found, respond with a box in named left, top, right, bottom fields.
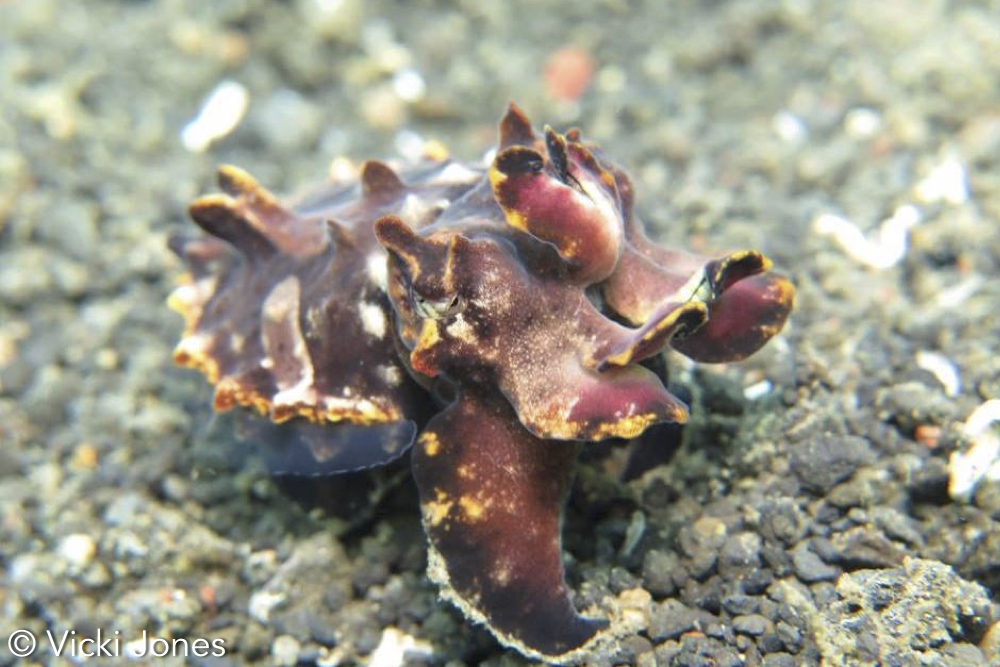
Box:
left=915, top=350, right=961, bottom=397
left=248, top=590, right=286, bottom=623
left=813, top=205, right=921, bottom=270
left=772, top=110, right=807, bottom=143
left=366, top=627, right=433, bottom=667
left=915, top=155, right=969, bottom=205
left=844, top=107, right=881, bottom=138
left=932, top=275, right=984, bottom=310
left=392, top=68, right=426, bottom=102
left=743, top=379, right=773, bottom=401
left=948, top=399, right=1000, bottom=502
left=58, top=533, right=97, bottom=567
left=181, top=80, right=250, bottom=152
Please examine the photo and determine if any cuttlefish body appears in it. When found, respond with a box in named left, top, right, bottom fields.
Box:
left=169, top=104, right=794, bottom=662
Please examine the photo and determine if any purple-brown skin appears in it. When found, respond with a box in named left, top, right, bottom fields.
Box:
left=168, top=103, right=794, bottom=662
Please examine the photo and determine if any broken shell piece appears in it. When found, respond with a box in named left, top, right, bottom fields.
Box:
left=949, top=400, right=1000, bottom=502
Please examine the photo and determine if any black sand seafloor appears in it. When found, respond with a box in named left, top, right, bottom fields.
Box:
left=2, top=1, right=1000, bottom=665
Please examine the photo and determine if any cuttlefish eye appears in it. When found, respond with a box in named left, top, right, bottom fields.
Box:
left=411, top=288, right=463, bottom=320
left=494, top=147, right=544, bottom=175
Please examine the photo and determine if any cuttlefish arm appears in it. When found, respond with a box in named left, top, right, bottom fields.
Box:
left=602, top=226, right=795, bottom=363
left=411, top=389, right=607, bottom=662
left=670, top=271, right=796, bottom=363
left=590, top=158, right=795, bottom=363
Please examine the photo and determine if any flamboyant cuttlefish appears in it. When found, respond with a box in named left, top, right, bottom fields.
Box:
left=168, top=103, right=794, bottom=662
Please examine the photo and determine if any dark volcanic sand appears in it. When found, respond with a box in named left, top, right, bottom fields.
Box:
left=2, top=1, right=1000, bottom=665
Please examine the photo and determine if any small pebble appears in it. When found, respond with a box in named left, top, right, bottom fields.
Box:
left=789, top=434, right=875, bottom=493
left=722, top=593, right=760, bottom=616
left=758, top=633, right=785, bottom=653
left=648, top=599, right=710, bottom=641
left=271, top=634, right=301, bottom=667
left=844, top=107, right=881, bottom=138
left=733, top=614, right=773, bottom=637
left=391, top=68, right=426, bottom=102
left=979, top=620, right=1000, bottom=661
left=642, top=549, right=681, bottom=597
left=718, top=532, right=762, bottom=572
left=790, top=543, right=839, bottom=583
left=543, top=46, right=594, bottom=102
left=762, top=653, right=798, bottom=667
left=775, top=621, right=802, bottom=652
left=772, top=110, right=807, bottom=143
left=59, top=533, right=97, bottom=567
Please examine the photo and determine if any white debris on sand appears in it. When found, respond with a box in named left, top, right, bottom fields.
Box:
left=743, top=379, right=773, bottom=401
left=915, top=155, right=969, bottom=205
left=932, top=275, right=985, bottom=310
left=772, top=109, right=807, bottom=143
left=915, top=350, right=961, bottom=397
left=843, top=107, right=881, bottom=138
left=58, top=533, right=97, bottom=567
left=181, top=79, right=249, bottom=152
left=949, top=400, right=1000, bottom=502
left=392, top=68, right=426, bottom=102
left=248, top=590, right=286, bottom=623
left=366, top=627, right=434, bottom=667
left=813, top=205, right=921, bottom=270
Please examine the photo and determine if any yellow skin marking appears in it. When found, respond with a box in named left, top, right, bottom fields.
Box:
left=503, top=209, right=529, bottom=233
left=199, top=364, right=399, bottom=425
left=166, top=289, right=193, bottom=319
left=424, top=489, right=453, bottom=527
left=487, top=167, right=529, bottom=232
left=562, top=237, right=581, bottom=259
left=213, top=377, right=271, bottom=415
left=459, top=495, right=487, bottom=522
left=411, top=319, right=443, bottom=374
left=395, top=248, right=422, bottom=281
left=416, top=318, right=441, bottom=348
left=169, top=278, right=225, bottom=388
left=527, top=406, right=677, bottom=441
left=173, top=346, right=221, bottom=385
left=487, top=164, right=505, bottom=192
left=768, top=276, right=797, bottom=306
left=217, top=164, right=278, bottom=207
left=708, top=251, right=771, bottom=289
left=421, top=431, right=442, bottom=457
left=591, top=412, right=664, bottom=439
left=272, top=399, right=397, bottom=426
left=600, top=349, right=636, bottom=369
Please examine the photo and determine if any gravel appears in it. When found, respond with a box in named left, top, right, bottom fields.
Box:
left=814, top=558, right=994, bottom=666
left=3, top=0, right=999, bottom=665
left=789, top=434, right=877, bottom=494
